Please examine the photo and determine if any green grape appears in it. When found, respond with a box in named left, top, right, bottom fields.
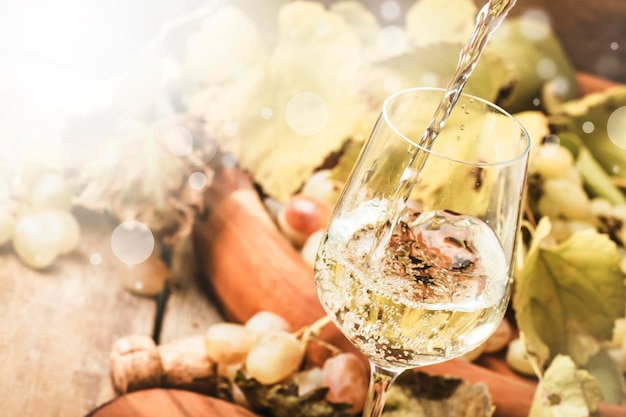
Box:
left=12, top=213, right=59, bottom=269
left=29, top=172, right=73, bottom=211
left=533, top=144, right=574, bottom=179
left=36, top=210, right=81, bottom=255
left=538, top=178, right=591, bottom=220
left=0, top=205, right=15, bottom=245
left=205, top=323, right=257, bottom=365
left=245, top=331, right=304, bottom=385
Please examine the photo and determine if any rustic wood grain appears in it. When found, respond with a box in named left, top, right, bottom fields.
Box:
left=159, top=236, right=224, bottom=345
left=0, top=207, right=223, bottom=417
left=0, top=208, right=156, bottom=416
left=89, top=389, right=258, bottom=417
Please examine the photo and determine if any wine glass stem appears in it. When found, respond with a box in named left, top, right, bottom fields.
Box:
left=361, top=363, right=403, bottom=417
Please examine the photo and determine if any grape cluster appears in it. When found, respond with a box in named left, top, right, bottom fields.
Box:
left=530, top=139, right=626, bottom=249
left=0, top=170, right=81, bottom=269
left=205, top=311, right=369, bottom=414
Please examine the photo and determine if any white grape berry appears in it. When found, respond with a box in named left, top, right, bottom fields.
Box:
left=538, top=178, right=591, bottom=220
left=29, top=172, right=73, bottom=211
left=205, top=323, right=257, bottom=365
left=300, top=169, right=343, bottom=207
left=245, top=311, right=292, bottom=340
left=322, top=352, right=369, bottom=413
left=0, top=205, right=15, bottom=245
left=12, top=213, right=60, bottom=269
left=245, top=331, right=304, bottom=385
left=533, top=144, right=574, bottom=179
left=300, top=229, right=324, bottom=267
left=590, top=198, right=613, bottom=217
left=505, top=338, right=537, bottom=377
left=39, top=210, right=81, bottom=254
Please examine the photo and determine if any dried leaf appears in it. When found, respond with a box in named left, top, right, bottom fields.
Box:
left=383, top=371, right=494, bottom=417
left=234, top=371, right=353, bottom=417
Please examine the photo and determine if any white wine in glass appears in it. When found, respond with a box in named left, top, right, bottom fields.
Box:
left=314, top=87, right=530, bottom=416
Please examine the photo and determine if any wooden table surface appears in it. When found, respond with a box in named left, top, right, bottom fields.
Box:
left=0, top=208, right=223, bottom=417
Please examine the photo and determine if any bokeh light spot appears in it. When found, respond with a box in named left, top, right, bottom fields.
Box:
left=260, top=107, right=273, bottom=120
left=383, top=76, right=402, bottom=94
left=285, top=92, right=328, bottom=136
left=316, top=19, right=331, bottom=37
left=111, top=221, right=154, bottom=265
left=532, top=98, right=541, bottom=107
left=549, top=76, right=572, bottom=99
left=536, top=58, right=557, bottom=80
left=519, top=9, right=551, bottom=41
left=607, top=106, right=626, bottom=150
left=378, top=25, right=406, bottom=57
left=163, top=125, right=193, bottom=156
left=90, top=253, right=102, bottom=266
left=595, top=55, right=621, bottom=80
left=610, top=42, right=619, bottom=51
left=421, top=72, right=439, bottom=87
left=582, top=121, right=595, bottom=134
left=381, top=1, right=401, bottom=21
left=189, top=171, right=208, bottom=190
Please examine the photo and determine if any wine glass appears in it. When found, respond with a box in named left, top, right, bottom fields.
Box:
left=314, top=87, right=530, bottom=417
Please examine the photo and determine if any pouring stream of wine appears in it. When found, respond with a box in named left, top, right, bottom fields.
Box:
left=368, top=0, right=518, bottom=265
left=418, top=0, right=518, bottom=150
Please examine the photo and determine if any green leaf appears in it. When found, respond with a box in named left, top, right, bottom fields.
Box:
left=485, top=17, right=579, bottom=113
left=367, top=43, right=513, bottom=111
left=529, top=355, right=604, bottom=417
left=547, top=85, right=626, bottom=182
left=405, top=0, right=478, bottom=47
left=557, top=131, right=626, bottom=205
left=231, top=1, right=369, bottom=201
left=514, top=217, right=626, bottom=369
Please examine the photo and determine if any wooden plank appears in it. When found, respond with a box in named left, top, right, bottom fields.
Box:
left=0, top=208, right=156, bottom=417
left=158, top=236, right=224, bottom=344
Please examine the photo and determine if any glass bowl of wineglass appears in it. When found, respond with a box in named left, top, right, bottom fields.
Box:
left=314, top=86, right=530, bottom=417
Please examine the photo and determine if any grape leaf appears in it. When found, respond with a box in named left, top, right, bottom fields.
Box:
left=366, top=43, right=513, bottom=111
left=514, top=217, right=626, bottom=369
left=584, top=348, right=626, bottom=405
left=546, top=85, right=626, bottom=183
left=529, top=355, right=603, bottom=417
left=226, top=1, right=369, bottom=201
left=485, top=16, right=579, bottom=113
left=405, top=0, right=478, bottom=47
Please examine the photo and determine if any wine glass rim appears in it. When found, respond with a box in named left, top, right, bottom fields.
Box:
left=382, top=87, right=531, bottom=167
